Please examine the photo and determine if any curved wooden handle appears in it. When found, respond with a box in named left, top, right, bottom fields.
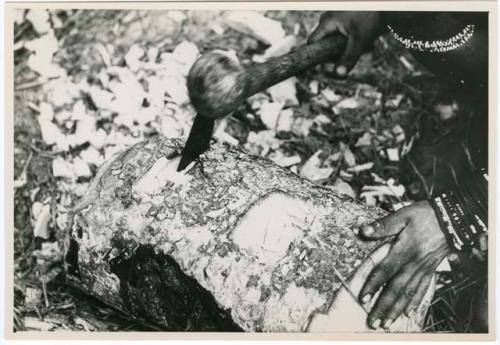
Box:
left=244, top=34, right=347, bottom=96
left=187, top=34, right=347, bottom=119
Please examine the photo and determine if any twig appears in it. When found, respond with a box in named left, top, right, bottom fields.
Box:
left=15, top=78, right=51, bottom=91
left=30, top=144, right=65, bottom=159
left=27, top=101, right=40, bottom=113
left=14, top=151, right=33, bottom=189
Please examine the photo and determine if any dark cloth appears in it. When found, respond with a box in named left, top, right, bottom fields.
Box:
left=384, top=11, right=488, bottom=250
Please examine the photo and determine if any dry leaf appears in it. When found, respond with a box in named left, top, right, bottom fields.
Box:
left=167, top=10, right=187, bottom=23
left=392, top=124, right=406, bottom=143
left=225, top=11, right=285, bottom=45
left=267, top=77, right=298, bottom=106
left=253, top=35, right=297, bottom=62
left=309, top=80, right=319, bottom=94
left=271, top=153, right=301, bottom=167
left=88, top=86, right=115, bottom=110
left=332, top=97, right=362, bottom=113
left=72, top=157, right=92, bottom=178
left=340, top=142, right=356, bottom=167
left=14, top=9, right=25, bottom=25
left=24, top=317, right=56, bottom=331
left=313, top=114, right=331, bottom=126
left=160, top=116, right=183, bottom=138
left=300, top=150, right=334, bottom=182
left=361, top=184, right=406, bottom=198
left=355, top=132, right=373, bottom=147
left=124, top=44, right=144, bottom=72
left=347, top=162, right=374, bottom=173
left=291, top=117, right=314, bottom=137
left=74, top=115, right=97, bottom=146
left=95, top=43, right=111, bottom=67
left=435, top=102, right=458, bottom=121
left=52, top=157, right=75, bottom=179
left=26, top=10, right=51, bottom=35
left=172, top=41, right=199, bottom=74
left=33, top=203, right=51, bottom=239
left=387, top=148, right=400, bottom=162
left=25, top=287, right=43, bottom=306
left=276, top=108, right=294, bottom=132
left=245, top=130, right=281, bottom=156
left=321, top=88, right=342, bottom=103
left=392, top=201, right=413, bottom=211
left=331, top=179, right=356, bottom=198
left=258, top=101, right=284, bottom=130
left=25, top=30, right=63, bottom=78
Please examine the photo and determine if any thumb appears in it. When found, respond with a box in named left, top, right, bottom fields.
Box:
left=308, top=17, right=345, bottom=45
left=359, top=212, right=409, bottom=240
left=334, top=34, right=364, bottom=77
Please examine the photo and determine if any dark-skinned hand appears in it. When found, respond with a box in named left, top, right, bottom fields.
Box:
left=308, top=11, right=384, bottom=77
left=357, top=200, right=451, bottom=329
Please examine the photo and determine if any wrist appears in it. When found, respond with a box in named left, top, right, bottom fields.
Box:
left=428, top=188, right=487, bottom=252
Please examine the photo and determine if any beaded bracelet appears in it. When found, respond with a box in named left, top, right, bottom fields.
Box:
left=428, top=169, right=488, bottom=252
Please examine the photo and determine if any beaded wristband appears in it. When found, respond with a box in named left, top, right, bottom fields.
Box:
left=428, top=169, right=488, bottom=252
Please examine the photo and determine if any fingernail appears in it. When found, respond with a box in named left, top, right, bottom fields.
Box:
left=336, top=65, right=347, bottom=76
left=405, top=308, right=415, bottom=318
left=371, top=319, right=381, bottom=329
left=383, top=319, right=393, bottom=329
left=361, top=294, right=372, bottom=304
left=362, top=225, right=374, bottom=237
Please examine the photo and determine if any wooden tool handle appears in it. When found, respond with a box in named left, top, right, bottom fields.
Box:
left=187, top=34, right=347, bottom=118
left=244, top=34, right=347, bottom=96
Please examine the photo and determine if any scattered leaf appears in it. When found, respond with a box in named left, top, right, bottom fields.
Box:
left=258, top=101, right=284, bottom=130
left=332, top=97, right=364, bottom=113
left=313, top=114, right=331, bottom=125
left=300, top=150, right=334, bottom=182
left=340, top=142, right=356, bottom=167
left=331, top=178, right=356, bottom=198
left=347, top=162, right=374, bottom=173
left=355, top=132, right=373, bottom=147
left=225, top=11, right=285, bottom=45
left=276, top=108, right=294, bottom=132
left=33, top=203, right=51, bottom=239
left=321, top=88, right=342, bottom=103
left=25, top=287, right=43, bottom=306
left=387, top=147, right=400, bottom=162
left=267, top=77, right=298, bottom=106
left=52, top=157, right=75, bottom=179
left=167, top=10, right=187, bottom=23
left=124, top=44, right=144, bottom=72
left=253, top=35, right=297, bottom=62
left=309, top=80, right=319, bottom=94
left=72, top=157, right=92, bottom=178
left=26, top=10, right=51, bottom=35
left=271, top=153, right=301, bottom=167
left=361, top=184, right=406, bottom=199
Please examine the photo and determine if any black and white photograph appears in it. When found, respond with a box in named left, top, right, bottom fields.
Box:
left=5, top=2, right=495, bottom=339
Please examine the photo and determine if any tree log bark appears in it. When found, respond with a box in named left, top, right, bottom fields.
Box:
left=67, top=135, right=432, bottom=332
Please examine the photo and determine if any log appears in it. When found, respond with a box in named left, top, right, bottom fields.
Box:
left=67, top=135, right=433, bottom=332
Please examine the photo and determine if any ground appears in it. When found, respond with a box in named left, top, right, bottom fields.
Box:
left=12, top=9, right=486, bottom=332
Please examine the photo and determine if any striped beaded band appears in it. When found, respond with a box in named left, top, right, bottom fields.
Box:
left=429, top=169, right=488, bottom=252
left=387, top=24, right=474, bottom=53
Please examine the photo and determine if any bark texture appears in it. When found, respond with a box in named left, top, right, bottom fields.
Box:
left=68, top=135, right=425, bottom=332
